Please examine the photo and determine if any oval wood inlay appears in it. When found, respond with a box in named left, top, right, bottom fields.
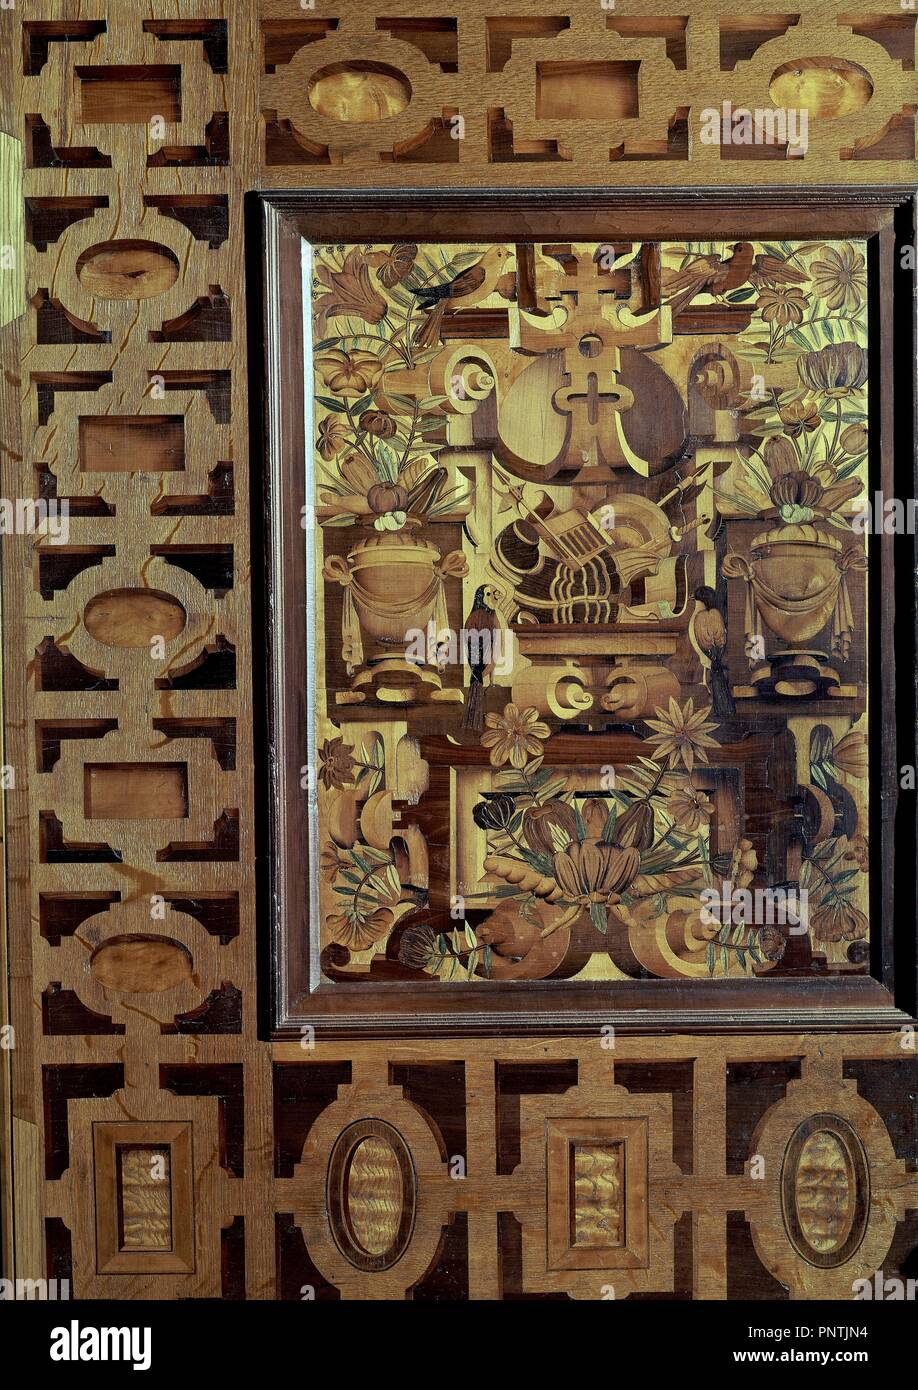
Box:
left=769, top=58, right=873, bottom=118
left=781, top=1113, right=869, bottom=1267
left=327, top=1119, right=416, bottom=1271
left=76, top=240, right=180, bottom=300
left=308, top=63, right=411, bottom=123
left=346, top=1136, right=404, bottom=1255
left=90, top=935, right=192, bottom=993
left=84, top=589, right=186, bottom=647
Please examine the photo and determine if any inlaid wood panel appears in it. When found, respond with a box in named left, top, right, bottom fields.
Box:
left=257, top=0, right=918, bottom=186
left=2, top=0, right=265, bottom=1302
left=0, top=0, right=915, bottom=1304
left=118, top=1146, right=173, bottom=1252
left=93, top=1121, right=192, bottom=1275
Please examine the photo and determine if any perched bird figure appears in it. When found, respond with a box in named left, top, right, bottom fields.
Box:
left=690, top=585, right=735, bottom=717
left=414, top=262, right=486, bottom=309
left=410, top=247, right=510, bottom=348
left=751, top=252, right=810, bottom=287
left=663, top=241, right=755, bottom=318
left=461, top=583, right=502, bottom=732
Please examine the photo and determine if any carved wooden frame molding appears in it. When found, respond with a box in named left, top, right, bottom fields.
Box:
left=254, top=186, right=918, bottom=1038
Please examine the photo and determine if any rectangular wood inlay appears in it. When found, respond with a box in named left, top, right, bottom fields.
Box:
left=83, top=763, right=189, bottom=820
left=79, top=415, right=186, bottom=472
left=572, top=1142, right=624, bottom=1248
left=116, top=1144, right=172, bottom=1251
left=93, top=1121, right=195, bottom=1275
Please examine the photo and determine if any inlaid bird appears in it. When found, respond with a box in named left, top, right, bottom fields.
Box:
left=663, top=241, right=755, bottom=318
left=411, top=247, right=511, bottom=348
left=461, top=583, right=502, bottom=732
left=751, top=252, right=810, bottom=286
left=689, top=585, right=735, bottom=717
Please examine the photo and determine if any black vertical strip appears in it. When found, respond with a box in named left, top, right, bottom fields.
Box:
left=867, top=223, right=886, bottom=990
left=892, top=196, right=918, bottom=1016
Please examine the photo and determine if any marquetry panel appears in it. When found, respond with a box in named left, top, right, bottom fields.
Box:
left=2, top=0, right=263, bottom=1301
left=257, top=0, right=918, bottom=187
left=1, top=0, right=915, bottom=1304
left=271, top=1035, right=918, bottom=1300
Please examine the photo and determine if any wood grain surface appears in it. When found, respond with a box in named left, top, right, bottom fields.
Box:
left=0, top=0, right=916, bottom=1302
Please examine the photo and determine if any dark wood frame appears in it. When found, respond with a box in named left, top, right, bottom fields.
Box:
left=250, top=187, right=917, bottom=1037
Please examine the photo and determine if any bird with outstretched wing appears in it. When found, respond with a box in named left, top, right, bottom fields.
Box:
left=663, top=241, right=755, bottom=318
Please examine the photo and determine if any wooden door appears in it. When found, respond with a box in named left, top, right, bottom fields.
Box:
left=2, top=0, right=916, bottom=1322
